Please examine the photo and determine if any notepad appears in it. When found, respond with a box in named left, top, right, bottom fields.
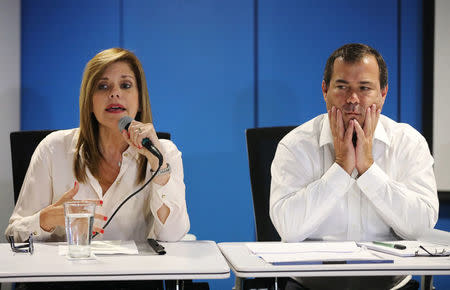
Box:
left=246, top=242, right=393, bottom=265
left=357, top=241, right=450, bottom=257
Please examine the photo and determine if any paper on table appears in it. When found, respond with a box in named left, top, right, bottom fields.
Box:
left=246, top=242, right=392, bottom=265
left=59, top=240, right=139, bottom=256
left=259, top=250, right=392, bottom=265
left=246, top=241, right=359, bottom=254
left=419, top=229, right=450, bottom=245
left=357, top=241, right=450, bottom=257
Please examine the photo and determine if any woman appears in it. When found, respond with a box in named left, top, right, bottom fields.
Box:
left=6, top=48, right=190, bottom=243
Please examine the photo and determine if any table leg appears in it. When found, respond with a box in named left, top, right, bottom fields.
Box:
left=233, top=277, right=243, bottom=290
left=421, top=275, right=433, bottom=290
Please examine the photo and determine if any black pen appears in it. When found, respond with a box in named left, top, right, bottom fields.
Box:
left=148, top=238, right=166, bottom=255
left=373, top=241, right=406, bottom=250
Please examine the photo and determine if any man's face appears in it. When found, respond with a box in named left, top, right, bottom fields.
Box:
left=322, top=55, right=388, bottom=129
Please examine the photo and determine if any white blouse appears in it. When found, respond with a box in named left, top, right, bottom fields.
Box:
left=5, top=128, right=190, bottom=242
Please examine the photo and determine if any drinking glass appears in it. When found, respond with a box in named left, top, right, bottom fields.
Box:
left=64, top=201, right=96, bottom=258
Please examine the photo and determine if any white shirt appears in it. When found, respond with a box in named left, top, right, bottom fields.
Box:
left=270, top=114, right=439, bottom=242
left=6, top=129, right=190, bottom=243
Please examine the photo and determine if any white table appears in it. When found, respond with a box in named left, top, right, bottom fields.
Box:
left=219, top=242, right=450, bottom=290
left=0, top=240, right=229, bottom=282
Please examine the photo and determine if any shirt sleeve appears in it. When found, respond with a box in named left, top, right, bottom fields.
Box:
left=357, top=137, right=439, bottom=240
left=148, top=140, right=190, bottom=242
left=4, top=138, right=59, bottom=242
left=270, top=142, right=355, bottom=242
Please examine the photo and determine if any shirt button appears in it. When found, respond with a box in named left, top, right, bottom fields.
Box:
left=124, top=153, right=128, bottom=157
left=117, top=179, right=121, bottom=185
left=162, top=194, right=166, bottom=198
left=33, top=231, right=37, bottom=235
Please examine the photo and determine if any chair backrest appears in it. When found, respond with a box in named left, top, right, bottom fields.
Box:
left=10, top=130, right=171, bottom=204
left=245, top=126, right=296, bottom=241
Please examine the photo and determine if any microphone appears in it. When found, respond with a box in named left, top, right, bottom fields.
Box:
left=118, top=116, right=163, bottom=166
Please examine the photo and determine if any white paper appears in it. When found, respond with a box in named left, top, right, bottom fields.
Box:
left=59, top=240, right=139, bottom=256
left=260, top=250, right=386, bottom=264
left=246, top=242, right=392, bottom=264
left=246, top=241, right=359, bottom=254
left=418, top=229, right=450, bottom=245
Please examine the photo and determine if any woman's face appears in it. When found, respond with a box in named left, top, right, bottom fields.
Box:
left=92, top=61, right=139, bottom=131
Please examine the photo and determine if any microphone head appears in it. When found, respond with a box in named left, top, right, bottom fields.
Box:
left=118, top=116, right=133, bottom=132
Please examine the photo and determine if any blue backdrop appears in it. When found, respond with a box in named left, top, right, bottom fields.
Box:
left=21, top=0, right=449, bottom=288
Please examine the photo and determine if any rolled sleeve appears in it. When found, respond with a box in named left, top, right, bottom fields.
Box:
left=6, top=211, right=45, bottom=242
left=148, top=140, right=190, bottom=242
left=357, top=162, right=388, bottom=200
left=323, top=162, right=356, bottom=193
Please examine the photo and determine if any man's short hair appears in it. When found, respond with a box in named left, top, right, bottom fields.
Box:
left=323, top=43, right=388, bottom=89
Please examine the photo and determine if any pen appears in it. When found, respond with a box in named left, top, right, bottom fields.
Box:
left=373, top=241, right=406, bottom=250
left=147, top=238, right=166, bottom=255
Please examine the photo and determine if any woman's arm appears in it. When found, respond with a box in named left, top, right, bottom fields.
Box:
left=5, top=138, right=55, bottom=242
left=148, top=140, right=190, bottom=241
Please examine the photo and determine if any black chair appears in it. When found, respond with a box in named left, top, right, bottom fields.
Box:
left=245, top=126, right=296, bottom=242
left=10, top=130, right=171, bottom=204
left=10, top=130, right=56, bottom=204
left=243, top=126, right=296, bottom=290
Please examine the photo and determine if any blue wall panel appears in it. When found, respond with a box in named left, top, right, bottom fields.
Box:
left=122, top=0, right=255, bottom=241
left=257, top=0, right=399, bottom=127
left=400, top=0, right=423, bottom=132
left=122, top=3, right=254, bottom=288
left=21, top=0, right=120, bottom=130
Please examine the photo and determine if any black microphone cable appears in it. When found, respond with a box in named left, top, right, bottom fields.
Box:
left=93, top=154, right=162, bottom=239
left=92, top=161, right=162, bottom=238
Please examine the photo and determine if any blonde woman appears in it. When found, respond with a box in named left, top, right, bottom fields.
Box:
left=6, top=48, right=190, bottom=243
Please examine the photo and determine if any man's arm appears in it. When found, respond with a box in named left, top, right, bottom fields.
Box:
left=357, top=134, right=439, bottom=239
left=354, top=106, right=438, bottom=239
left=269, top=142, right=355, bottom=242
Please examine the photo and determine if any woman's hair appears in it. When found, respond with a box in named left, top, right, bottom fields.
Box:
left=74, top=48, right=152, bottom=184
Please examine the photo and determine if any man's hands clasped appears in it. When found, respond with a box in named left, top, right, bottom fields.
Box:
left=328, top=104, right=380, bottom=176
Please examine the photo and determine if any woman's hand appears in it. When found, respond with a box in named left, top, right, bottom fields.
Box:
left=121, top=120, right=164, bottom=171
left=39, top=181, right=107, bottom=234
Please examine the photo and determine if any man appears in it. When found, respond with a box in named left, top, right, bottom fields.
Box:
left=270, top=43, right=439, bottom=290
